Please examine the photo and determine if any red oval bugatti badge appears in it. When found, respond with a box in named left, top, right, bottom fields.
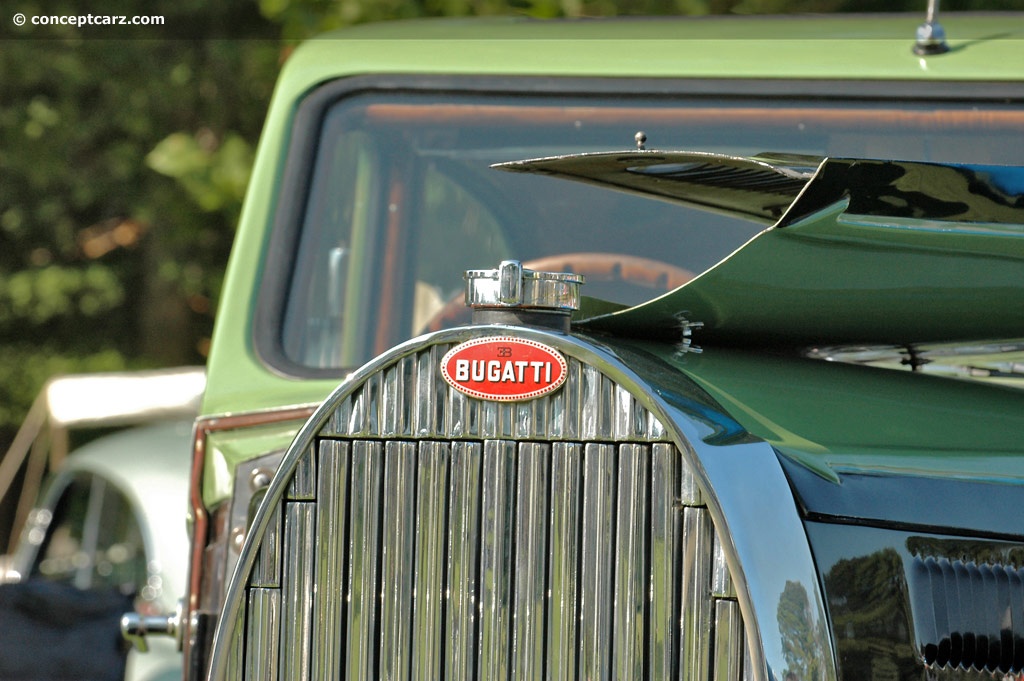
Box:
left=441, top=337, right=568, bottom=402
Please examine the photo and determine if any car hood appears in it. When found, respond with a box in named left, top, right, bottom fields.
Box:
left=497, top=151, right=1024, bottom=348
left=608, top=338, right=1024, bottom=536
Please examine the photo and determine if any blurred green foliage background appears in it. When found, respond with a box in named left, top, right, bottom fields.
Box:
left=0, top=0, right=1015, bottom=449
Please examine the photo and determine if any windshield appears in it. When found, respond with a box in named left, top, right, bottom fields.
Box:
left=267, top=80, right=1024, bottom=373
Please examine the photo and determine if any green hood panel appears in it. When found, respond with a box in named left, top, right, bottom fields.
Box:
left=624, top=341, right=1024, bottom=483
left=627, top=341, right=1024, bottom=535
left=501, top=151, right=1024, bottom=347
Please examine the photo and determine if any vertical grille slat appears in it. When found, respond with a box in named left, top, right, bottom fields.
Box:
left=445, top=384, right=471, bottom=439
left=245, top=588, right=280, bottom=679
left=428, top=347, right=450, bottom=438
left=581, top=365, right=614, bottom=441
left=549, top=358, right=581, bottom=440
left=547, top=442, right=581, bottom=681
left=380, top=441, right=415, bottom=681
left=513, top=443, right=550, bottom=681
left=614, top=444, right=649, bottom=681
left=681, top=506, right=715, bottom=681
left=346, top=440, right=383, bottom=681
left=250, top=506, right=281, bottom=588
left=312, top=439, right=348, bottom=681
left=445, top=441, right=482, bottom=681
left=365, top=373, right=381, bottom=436
left=412, top=441, right=449, bottom=681
left=650, top=441, right=680, bottom=681
left=380, top=356, right=401, bottom=437
left=478, top=440, right=516, bottom=681
left=712, top=533, right=736, bottom=599
left=579, top=443, right=616, bottom=681
left=612, top=385, right=632, bottom=440
left=225, top=608, right=245, bottom=681
left=280, top=502, right=316, bottom=680
left=289, top=445, right=316, bottom=500
left=231, top=343, right=749, bottom=681
left=714, top=600, right=745, bottom=681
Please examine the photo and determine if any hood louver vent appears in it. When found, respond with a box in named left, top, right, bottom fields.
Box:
left=909, top=555, right=1024, bottom=674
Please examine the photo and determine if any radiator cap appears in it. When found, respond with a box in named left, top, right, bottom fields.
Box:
left=464, top=260, right=584, bottom=330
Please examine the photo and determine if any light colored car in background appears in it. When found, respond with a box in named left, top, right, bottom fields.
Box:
left=0, top=367, right=203, bottom=681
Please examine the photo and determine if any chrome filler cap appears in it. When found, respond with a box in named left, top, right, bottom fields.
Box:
left=464, top=260, right=585, bottom=330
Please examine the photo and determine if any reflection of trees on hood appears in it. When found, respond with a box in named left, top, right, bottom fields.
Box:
left=778, top=580, right=827, bottom=681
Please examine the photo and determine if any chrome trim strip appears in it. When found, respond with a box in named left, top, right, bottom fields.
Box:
left=715, top=599, right=745, bottom=681
left=713, top=533, right=735, bottom=598
left=477, top=439, right=515, bottom=680
left=745, top=631, right=756, bottom=681
left=346, top=440, right=382, bottom=681
left=380, top=441, right=415, bottom=681
left=420, top=346, right=446, bottom=437
left=614, top=384, right=643, bottom=440
left=547, top=442, right=581, bottom=681
left=445, top=384, right=468, bottom=439
left=650, top=441, right=679, bottom=681
left=445, top=441, right=482, bottom=681
left=479, top=399, right=509, bottom=440
left=382, top=354, right=415, bottom=437
left=250, top=504, right=281, bottom=588
left=225, top=609, right=244, bottom=681
left=614, top=443, right=647, bottom=680
left=245, top=588, right=280, bottom=679
left=288, top=447, right=316, bottom=500
left=550, top=358, right=581, bottom=440
left=581, top=364, right=611, bottom=440
left=677, top=439, right=703, bottom=507
left=312, top=439, right=348, bottom=681
left=681, top=506, right=714, bottom=681
left=513, top=442, right=549, bottom=681
left=364, top=372, right=381, bottom=435
left=579, top=442, right=615, bottom=681
left=413, top=441, right=448, bottom=681
left=280, top=502, right=315, bottom=680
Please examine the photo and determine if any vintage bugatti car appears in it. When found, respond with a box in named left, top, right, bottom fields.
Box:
left=129, top=11, right=1024, bottom=681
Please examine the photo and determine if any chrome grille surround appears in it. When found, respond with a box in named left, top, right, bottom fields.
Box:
left=207, top=327, right=828, bottom=681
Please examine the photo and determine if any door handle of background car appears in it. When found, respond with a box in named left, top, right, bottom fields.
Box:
left=121, top=599, right=183, bottom=653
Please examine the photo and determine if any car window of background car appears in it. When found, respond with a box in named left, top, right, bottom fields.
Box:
left=32, top=472, right=146, bottom=594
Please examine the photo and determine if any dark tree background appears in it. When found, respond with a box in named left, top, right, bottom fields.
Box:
left=0, top=0, right=278, bottom=443
left=0, top=0, right=1014, bottom=451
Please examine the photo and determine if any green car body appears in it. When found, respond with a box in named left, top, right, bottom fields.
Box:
left=185, top=13, right=1024, bottom=681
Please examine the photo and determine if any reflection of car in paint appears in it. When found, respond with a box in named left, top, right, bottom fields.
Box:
left=0, top=368, right=202, bottom=681
left=131, top=11, right=1024, bottom=681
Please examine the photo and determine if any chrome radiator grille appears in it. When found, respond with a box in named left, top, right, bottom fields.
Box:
left=219, top=343, right=751, bottom=681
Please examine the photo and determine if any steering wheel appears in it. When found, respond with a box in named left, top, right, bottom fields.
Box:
left=423, top=252, right=696, bottom=332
